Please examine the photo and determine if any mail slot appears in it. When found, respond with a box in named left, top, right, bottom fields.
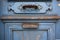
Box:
left=22, top=23, right=39, bottom=28
left=22, top=5, right=38, bottom=10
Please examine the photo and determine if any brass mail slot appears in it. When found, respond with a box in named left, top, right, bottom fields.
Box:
left=22, top=23, right=39, bottom=28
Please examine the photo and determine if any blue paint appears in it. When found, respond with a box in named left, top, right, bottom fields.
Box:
left=0, top=0, right=60, bottom=40
left=0, top=20, right=4, bottom=40
left=0, top=0, right=60, bottom=15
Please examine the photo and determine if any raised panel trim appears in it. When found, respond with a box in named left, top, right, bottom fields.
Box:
left=5, top=23, right=56, bottom=40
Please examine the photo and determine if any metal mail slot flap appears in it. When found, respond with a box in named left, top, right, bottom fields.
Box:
left=22, top=23, right=39, bottom=28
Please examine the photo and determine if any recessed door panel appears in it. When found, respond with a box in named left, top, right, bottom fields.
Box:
left=13, top=31, right=48, bottom=40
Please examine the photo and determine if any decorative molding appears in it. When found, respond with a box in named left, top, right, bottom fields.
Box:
left=8, top=2, right=50, bottom=13
left=1, top=16, right=60, bottom=20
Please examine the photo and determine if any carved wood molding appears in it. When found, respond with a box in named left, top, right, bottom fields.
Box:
left=0, top=16, right=60, bottom=20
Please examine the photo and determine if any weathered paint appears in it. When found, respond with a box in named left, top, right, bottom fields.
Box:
left=0, top=0, right=60, bottom=40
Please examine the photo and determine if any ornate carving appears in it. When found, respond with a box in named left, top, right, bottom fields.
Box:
left=8, top=2, right=50, bottom=13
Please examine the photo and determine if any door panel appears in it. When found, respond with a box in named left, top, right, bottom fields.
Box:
left=5, top=23, right=55, bottom=40
left=13, top=31, right=47, bottom=40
